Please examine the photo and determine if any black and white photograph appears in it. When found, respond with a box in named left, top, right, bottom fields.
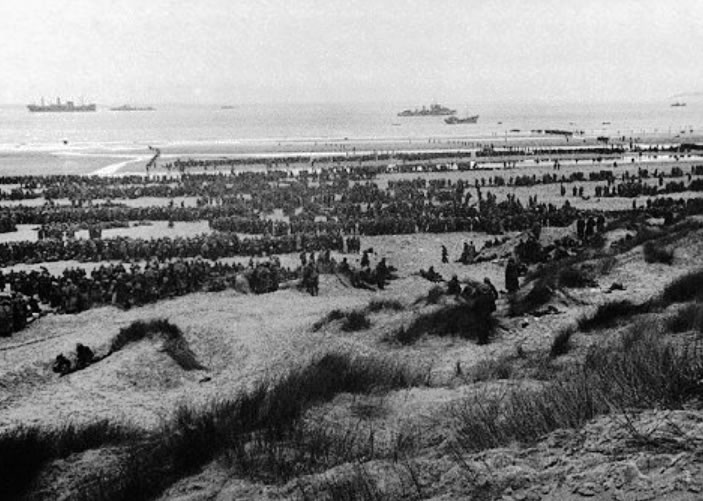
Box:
left=1, top=0, right=703, bottom=499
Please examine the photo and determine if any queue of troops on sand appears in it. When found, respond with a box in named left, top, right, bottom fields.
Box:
left=0, top=245, right=396, bottom=337
left=2, top=145, right=703, bottom=339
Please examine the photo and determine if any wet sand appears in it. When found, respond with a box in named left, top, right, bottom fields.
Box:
left=0, top=131, right=701, bottom=177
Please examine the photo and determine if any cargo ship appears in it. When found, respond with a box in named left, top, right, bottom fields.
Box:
left=109, top=104, right=155, bottom=111
left=27, top=97, right=96, bottom=112
left=397, top=103, right=456, bottom=117
left=445, top=114, right=479, bottom=124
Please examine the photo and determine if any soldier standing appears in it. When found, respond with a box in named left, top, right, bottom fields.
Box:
left=505, top=257, right=519, bottom=294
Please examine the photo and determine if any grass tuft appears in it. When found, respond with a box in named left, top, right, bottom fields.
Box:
left=313, top=309, right=371, bottom=332
left=110, top=319, right=205, bottom=371
left=576, top=300, right=647, bottom=332
left=550, top=325, right=575, bottom=358
left=643, top=241, right=674, bottom=264
left=387, top=303, right=496, bottom=345
left=666, top=302, right=703, bottom=333
left=341, top=311, right=371, bottom=332
left=366, top=299, right=404, bottom=313
left=660, top=269, right=703, bottom=305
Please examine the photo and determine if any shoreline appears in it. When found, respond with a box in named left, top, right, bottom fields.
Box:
left=0, top=131, right=701, bottom=178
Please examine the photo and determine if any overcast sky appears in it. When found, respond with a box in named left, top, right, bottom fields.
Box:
left=1, top=0, right=701, bottom=105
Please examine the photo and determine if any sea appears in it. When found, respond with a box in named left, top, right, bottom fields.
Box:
left=0, top=101, right=700, bottom=176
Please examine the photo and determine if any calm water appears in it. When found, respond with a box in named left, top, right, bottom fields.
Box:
left=0, top=101, right=700, bottom=150
left=0, top=101, right=700, bottom=175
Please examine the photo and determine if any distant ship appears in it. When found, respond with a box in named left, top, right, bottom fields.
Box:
left=27, top=97, right=96, bottom=112
left=221, top=105, right=236, bottom=110
left=671, top=102, right=687, bottom=107
left=445, top=114, right=479, bottom=124
left=109, top=104, right=155, bottom=111
left=397, top=103, right=456, bottom=117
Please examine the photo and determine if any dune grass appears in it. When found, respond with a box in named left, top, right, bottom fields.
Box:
left=659, top=269, right=703, bottom=305
left=8, top=350, right=428, bottom=500
left=366, top=299, right=404, bottom=313
left=313, top=309, right=371, bottom=332
left=110, top=318, right=206, bottom=371
left=576, top=300, right=648, bottom=332
left=0, top=420, right=140, bottom=499
left=666, top=302, right=703, bottom=333
left=643, top=241, right=674, bottom=264
left=313, top=299, right=404, bottom=332
left=550, top=325, right=575, bottom=357
left=451, top=326, right=703, bottom=454
left=388, top=302, right=497, bottom=345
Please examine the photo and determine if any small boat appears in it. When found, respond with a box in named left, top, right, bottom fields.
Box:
left=671, top=102, right=687, bottom=107
left=445, top=115, right=479, bottom=124
left=109, top=105, right=155, bottom=111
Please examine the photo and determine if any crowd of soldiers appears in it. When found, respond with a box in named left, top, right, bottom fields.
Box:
left=0, top=292, right=36, bottom=337
left=0, top=215, right=16, bottom=233
left=0, top=245, right=377, bottom=336
left=1, top=159, right=702, bottom=252
left=0, top=232, right=345, bottom=267
left=2, top=150, right=702, bottom=343
left=0, top=257, right=293, bottom=335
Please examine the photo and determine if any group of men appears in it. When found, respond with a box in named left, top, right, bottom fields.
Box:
left=0, top=231, right=345, bottom=268
left=0, top=292, right=35, bottom=337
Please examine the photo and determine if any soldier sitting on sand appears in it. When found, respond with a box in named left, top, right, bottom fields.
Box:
left=420, top=266, right=443, bottom=283
left=76, top=343, right=94, bottom=369
left=456, top=241, right=477, bottom=264
left=483, top=277, right=498, bottom=301
left=360, top=250, right=370, bottom=268
left=447, top=275, right=461, bottom=295
left=53, top=354, right=72, bottom=375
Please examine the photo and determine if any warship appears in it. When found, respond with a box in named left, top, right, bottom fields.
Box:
left=445, top=114, right=479, bottom=124
left=397, top=103, right=456, bottom=117
left=671, top=102, right=687, bottom=107
left=109, top=104, right=155, bottom=111
left=27, top=97, right=96, bottom=112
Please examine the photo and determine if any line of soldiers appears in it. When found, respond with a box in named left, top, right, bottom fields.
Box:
left=1, top=246, right=364, bottom=336
left=0, top=292, right=36, bottom=337
left=0, top=215, right=16, bottom=234
left=0, top=232, right=345, bottom=267
left=0, top=257, right=291, bottom=328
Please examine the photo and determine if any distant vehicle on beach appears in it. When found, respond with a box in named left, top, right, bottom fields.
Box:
left=671, top=102, right=687, bottom=107
left=445, top=114, right=479, bottom=124
left=27, top=97, right=96, bottom=112
left=109, top=104, right=155, bottom=111
left=397, top=103, right=456, bottom=116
